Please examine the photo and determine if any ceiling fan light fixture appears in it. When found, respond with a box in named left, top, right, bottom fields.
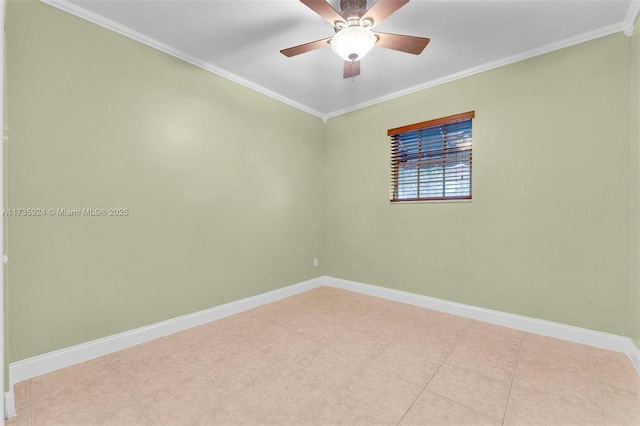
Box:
left=331, top=26, right=376, bottom=62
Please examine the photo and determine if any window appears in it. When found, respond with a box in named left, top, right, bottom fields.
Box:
left=388, top=111, right=474, bottom=202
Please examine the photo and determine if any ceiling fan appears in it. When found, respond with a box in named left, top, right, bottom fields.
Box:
left=280, top=0, right=430, bottom=79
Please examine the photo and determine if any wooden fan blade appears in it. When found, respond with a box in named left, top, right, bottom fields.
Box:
left=361, top=0, right=409, bottom=27
left=375, top=32, right=430, bottom=55
left=280, top=37, right=332, bottom=57
left=343, top=60, right=361, bottom=79
left=300, top=0, right=346, bottom=27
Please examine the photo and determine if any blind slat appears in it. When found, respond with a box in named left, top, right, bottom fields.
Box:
left=388, top=113, right=474, bottom=202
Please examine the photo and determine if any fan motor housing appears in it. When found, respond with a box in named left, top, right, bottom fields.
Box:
left=339, top=0, right=367, bottom=25
left=340, top=0, right=367, bottom=10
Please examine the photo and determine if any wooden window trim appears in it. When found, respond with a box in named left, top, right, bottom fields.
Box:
left=387, top=111, right=475, bottom=137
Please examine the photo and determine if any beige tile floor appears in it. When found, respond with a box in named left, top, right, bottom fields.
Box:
left=6, top=286, right=640, bottom=426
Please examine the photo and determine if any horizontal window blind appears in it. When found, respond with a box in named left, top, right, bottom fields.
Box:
left=388, top=111, right=474, bottom=202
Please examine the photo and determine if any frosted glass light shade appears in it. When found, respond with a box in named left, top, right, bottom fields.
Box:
left=331, top=27, right=376, bottom=61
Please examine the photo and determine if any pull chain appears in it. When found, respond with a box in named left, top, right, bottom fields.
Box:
left=348, top=53, right=358, bottom=82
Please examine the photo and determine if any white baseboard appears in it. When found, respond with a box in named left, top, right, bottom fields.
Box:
left=3, top=392, right=14, bottom=419
left=4, top=276, right=324, bottom=418
left=324, top=276, right=640, bottom=374
left=628, top=338, right=640, bottom=373
left=5, top=275, right=639, bottom=419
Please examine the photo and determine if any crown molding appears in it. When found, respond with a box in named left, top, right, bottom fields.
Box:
left=324, top=21, right=627, bottom=120
left=39, top=0, right=635, bottom=122
left=623, top=0, right=640, bottom=36
left=39, top=0, right=325, bottom=120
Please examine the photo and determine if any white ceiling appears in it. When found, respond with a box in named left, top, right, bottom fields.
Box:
left=44, top=0, right=639, bottom=119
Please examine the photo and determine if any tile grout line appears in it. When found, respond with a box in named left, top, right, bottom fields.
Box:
left=256, top=302, right=397, bottom=420
left=191, top=299, right=387, bottom=421
left=27, top=380, right=32, bottom=426
left=14, top=288, right=638, bottom=425
left=427, top=392, right=502, bottom=424
left=442, top=359, right=515, bottom=388
left=394, top=319, right=475, bottom=425
left=176, top=337, right=268, bottom=422
left=325, top=310, right=425, bottom=409
left=501, top=332, right=525, bottom=425
left=425, top=325, right=518, bottom=424
left=106, top=355, right=153, bottom=426
left=326, top=333, right=396, bottom=404
left=295, top=302, right=405, bottom=398
left=397, top=321, right=525, bottom=425
left=7, top=380, right=34, bottom=426
left=239, top=298, right=403, bottom=420
left=183, top=322, right=325, bottom=422
left=5, top=380, right=34, bottom=426
left=586, top=347, right=609, bottom=426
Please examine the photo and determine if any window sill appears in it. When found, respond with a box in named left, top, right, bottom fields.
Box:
left=390, top=199, right=473, bottom=205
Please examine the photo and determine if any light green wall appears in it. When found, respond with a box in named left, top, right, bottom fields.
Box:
left=6, top=0, right=640, bottom=366
left=632, top=16, right=640, bottom=350
left=324, top=33, right=633, bottom=336
left=6, top=0, right=324, bottom=361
